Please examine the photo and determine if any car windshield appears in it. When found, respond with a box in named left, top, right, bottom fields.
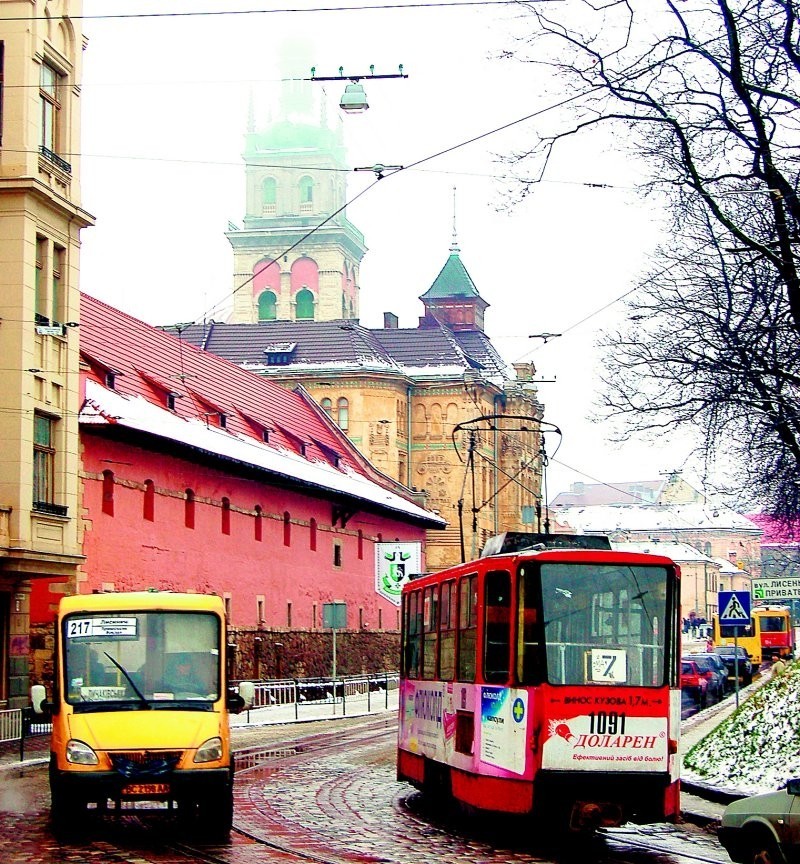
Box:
left=63, top=610, right=221, bottom=712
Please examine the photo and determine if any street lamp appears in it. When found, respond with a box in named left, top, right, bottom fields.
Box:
left=307, top=65, right=408, bottom=115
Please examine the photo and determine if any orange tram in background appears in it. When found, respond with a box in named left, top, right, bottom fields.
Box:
left=712, top=604, right=794, bottom=665
left=397, top=533, right=682, bottom=834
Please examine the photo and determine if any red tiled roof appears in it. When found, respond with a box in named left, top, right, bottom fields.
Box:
left=79, top=293, right=366, bottom=483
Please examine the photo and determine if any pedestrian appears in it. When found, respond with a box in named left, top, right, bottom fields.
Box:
left=771, top=656, right=787, bottom=678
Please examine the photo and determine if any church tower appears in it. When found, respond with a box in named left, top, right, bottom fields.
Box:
left=226, top=82, right=367, bottom=323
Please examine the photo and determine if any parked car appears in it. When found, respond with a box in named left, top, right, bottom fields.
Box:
left=681, top=659, right=710, bottom=707
left=683, top=653, right=727, bottom=702
left=704, top=651, right=733, bottom=695
left=714, top=645, right=754, bottom=685
left=719, top=777, right=800, bottom=864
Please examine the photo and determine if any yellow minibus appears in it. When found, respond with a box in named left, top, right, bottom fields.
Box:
left=32, top=591, right=244, bottom=837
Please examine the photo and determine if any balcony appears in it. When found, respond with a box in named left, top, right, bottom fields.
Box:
left=33, top=501, right=68, bottom=517
left=39, top=146, right=72, bottom=175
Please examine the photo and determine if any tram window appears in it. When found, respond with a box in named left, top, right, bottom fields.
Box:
left=403, top=590, right=423, bottom=680
left=439, top=581, right=457, bottom=680
left=483, top=570, right=511, bottom=683
left=423, top=586, right=438, bottom=679
left=517, top=567, right=541, bottom=684
left=457, top=574, right=477, bottom=682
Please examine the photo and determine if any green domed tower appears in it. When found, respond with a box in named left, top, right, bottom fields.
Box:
left=226, top=82, right=366, bottom=324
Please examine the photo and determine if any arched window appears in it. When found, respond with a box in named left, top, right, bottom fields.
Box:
left=102, top=470, right=114, bottom=516
left=258, top=290, right=277, bottom=321
left=296, top=288, right=315, bottom=320
left=337, top=397, right=349, bottom=430
left=283, top=511, right=291, bottom=546
left=299, top=176, right=313, bottom=205
left=310, top=517, right=317, bottom=551
left=185, top=489, right=195, bottom=529
left=262, top=177, right=277, bottom=206
left=254, top=504, right=263, bottom=542
left=143, top=479, right=155, bottom=522
left=221, top=497, right=231, bottom=535
left=430, top=403, right=443, bottom=439
left=321, top=397, right=333, bottom=418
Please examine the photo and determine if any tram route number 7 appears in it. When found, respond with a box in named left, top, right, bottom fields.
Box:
left=588, top=648, right=627, bottom=684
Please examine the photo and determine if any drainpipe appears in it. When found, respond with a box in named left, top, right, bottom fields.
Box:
left=406, top=385, right=412, bottom=487
left=493, top=394, right=502, bottom=535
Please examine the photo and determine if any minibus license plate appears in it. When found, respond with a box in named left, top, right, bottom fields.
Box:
left=121, top=782, right=170, bottom=796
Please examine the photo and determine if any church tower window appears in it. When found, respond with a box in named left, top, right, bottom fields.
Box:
left=299, top=176, right=313, bottom=211
left=296, top=288, right=315, bottom=320
left=262, top=177, right=277, bottom=214
left=258, top=290, right=277, bottom=321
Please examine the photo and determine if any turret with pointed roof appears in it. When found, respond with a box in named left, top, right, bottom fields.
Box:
left=419, top=247, right=489, bottom=331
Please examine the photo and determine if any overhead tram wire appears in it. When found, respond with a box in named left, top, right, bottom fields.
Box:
left=1, top=0, right=565, bottom=22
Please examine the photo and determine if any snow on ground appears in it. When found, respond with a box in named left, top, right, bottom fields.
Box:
left=683, top=661, right=800, bottom=795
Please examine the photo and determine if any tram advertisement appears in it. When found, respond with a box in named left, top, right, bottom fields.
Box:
left=541, top=690, right=669, bottom=772
left=399, top=681, right=531, bottom=777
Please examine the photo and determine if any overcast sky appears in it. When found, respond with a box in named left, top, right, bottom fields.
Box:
left=77, top=1, right=704, bottom=502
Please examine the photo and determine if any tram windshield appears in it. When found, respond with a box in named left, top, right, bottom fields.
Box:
left=759, top=614, right=787, bottom=632
left=62, top=611, right=221, bottom=712
left=523, top=562, right=670, bottom=687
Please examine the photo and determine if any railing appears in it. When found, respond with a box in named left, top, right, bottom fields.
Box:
left=0, top=707, right=52, bottom=762
left=39, top=145, right=72, bottom=175
left=231, top=672, right=399, bottom=720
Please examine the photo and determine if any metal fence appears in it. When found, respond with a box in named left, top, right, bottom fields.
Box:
left=0, top=707, right=52, bottom=762
left=231, top=671, right=399, bottom=719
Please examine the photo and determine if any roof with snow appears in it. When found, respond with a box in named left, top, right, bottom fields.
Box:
left=611, top=540, right=716, bottom=564
left=553, top=503, right=761, bottom=534
left=166, top=318, right=510, bottom=381
left=78, top=293, right=445, bottom=529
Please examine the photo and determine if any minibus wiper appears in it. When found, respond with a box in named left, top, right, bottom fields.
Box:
left=104, top=651, right=151, bottom=709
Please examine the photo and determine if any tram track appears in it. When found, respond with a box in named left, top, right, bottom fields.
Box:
left=160, top=717, right=398, bottom=864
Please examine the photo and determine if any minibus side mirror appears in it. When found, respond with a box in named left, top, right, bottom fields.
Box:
left=31, top=683, right=55, bottom=716
left=786, top=778, right=800, bottom=796
left=227, top=688, right=246, bottom=714
left=237, top=681, right=255, bottom=710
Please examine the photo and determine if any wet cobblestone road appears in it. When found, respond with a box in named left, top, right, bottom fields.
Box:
left=0, top=715, right=729, bottom=864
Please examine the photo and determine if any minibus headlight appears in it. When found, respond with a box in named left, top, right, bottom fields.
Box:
left=66, top=739, right=99, bottom=765
left=194, top=736, right=223, bottom=763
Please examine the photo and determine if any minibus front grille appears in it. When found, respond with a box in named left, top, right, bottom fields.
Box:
left=110, top=750, right=183, bottom=779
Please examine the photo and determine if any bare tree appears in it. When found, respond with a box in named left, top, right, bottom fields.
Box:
left=599, top=199, right=800, bottom=517
left=506, top=0, right=800, bottom=327
left=503, top=1, right=800, bottom=515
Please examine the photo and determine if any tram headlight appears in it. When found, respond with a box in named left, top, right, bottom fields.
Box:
left=194, top=736, right=223, bottom=763
left=66, top=739, right=99, bottom=765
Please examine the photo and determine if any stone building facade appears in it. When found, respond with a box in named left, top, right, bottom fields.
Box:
left=0, top=0, right=93, bottom=706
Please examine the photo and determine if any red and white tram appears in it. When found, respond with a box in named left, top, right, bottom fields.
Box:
left=397, top=533, right=682, bottom=832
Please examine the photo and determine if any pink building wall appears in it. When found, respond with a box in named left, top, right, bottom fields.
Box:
left=33, top=432, right=425, bottom=628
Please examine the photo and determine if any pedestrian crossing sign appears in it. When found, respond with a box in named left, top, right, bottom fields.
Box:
left=718, top=590, right=751, bottom=625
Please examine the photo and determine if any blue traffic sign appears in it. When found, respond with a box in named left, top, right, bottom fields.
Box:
left=718, top=590, right=751, bottom=625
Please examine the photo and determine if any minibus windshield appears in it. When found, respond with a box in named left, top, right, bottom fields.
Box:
left=63, top=610, right=221, bottom=711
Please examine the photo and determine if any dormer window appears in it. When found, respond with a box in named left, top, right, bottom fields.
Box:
left=264, top=341, right=297, bottom=366
left=105, top=372, right=116, bottom=389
